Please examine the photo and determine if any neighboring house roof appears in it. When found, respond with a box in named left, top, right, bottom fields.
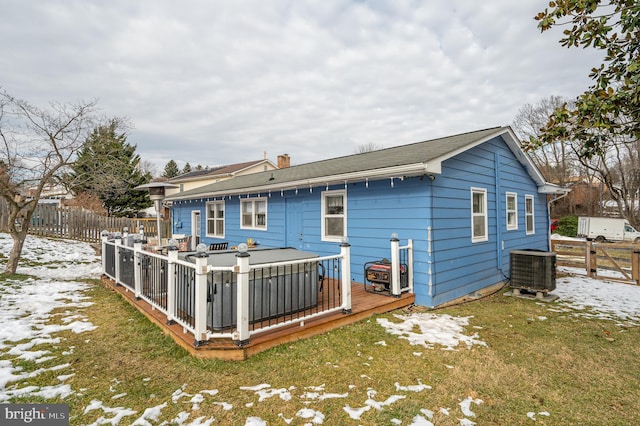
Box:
left=166, top=126, right=567, bottom=201
left=28, top=184, right=73, bottom=201
left=168, top=160, right=275, bottom=184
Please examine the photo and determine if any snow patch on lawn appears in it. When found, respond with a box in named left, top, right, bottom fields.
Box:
left=377, top=313, right=487, bottom=350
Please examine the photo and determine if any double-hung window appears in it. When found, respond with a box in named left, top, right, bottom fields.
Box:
left=525, top=195, right=535, bottom=234
left=241, top=198, right=267, bottom=230
left=206, top=201, right=225, bottom=238
left=471, top=188, right=488, bottom=242
left=322, top=190, right=346, bottom=241
left=506, top=192, right=517, bottom=230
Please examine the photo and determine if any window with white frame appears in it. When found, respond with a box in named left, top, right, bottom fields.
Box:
left=471, top=188, right=488, bottom=242
left=240, top=198, right=267, bottom=230
left=322, top=190, right=346, bottom=241
left=506, top=192, right=518, bottom=230
left=206, top=201, right=225, bottom=238
left=525, top=195, right=535, bottom=234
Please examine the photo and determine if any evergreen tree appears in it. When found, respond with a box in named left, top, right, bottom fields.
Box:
left=163, top=160, right=180, bottom=178
left=182, top=162, right=192, bottom=174
left=66, top=120, right=152, bottom=217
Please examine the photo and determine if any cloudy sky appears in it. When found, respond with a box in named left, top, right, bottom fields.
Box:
left=1, top=0, right=603, bottom=174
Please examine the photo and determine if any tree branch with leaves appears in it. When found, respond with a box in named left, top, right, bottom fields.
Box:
left=534, top=1, right=640, bottom=158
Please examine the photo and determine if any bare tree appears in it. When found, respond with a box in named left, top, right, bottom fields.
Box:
left=355, top=142, right=383, bottom=154
left=140, top=160, right=157, bottom=179
left=512, top=96, right=596, bottom=216
left=574, top=135, right=640, bottom=228
left=513, top=96, right=578, bottom=184
left=515, top=96, right=640, bottom=224
left=0, top=91, right=99, bottom=274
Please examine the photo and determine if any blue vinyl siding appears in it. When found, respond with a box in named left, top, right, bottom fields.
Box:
left=428, top=136, right=549, bottom=306
left=346, top=178, right=431, bottom=288
left=170, top=134, right=551, bottom=308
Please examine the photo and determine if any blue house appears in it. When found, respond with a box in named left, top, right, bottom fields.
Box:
left=166, top=127, right=566, bottom=308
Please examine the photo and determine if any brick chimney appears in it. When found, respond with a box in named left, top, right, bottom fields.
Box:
left=277, top=154, right=290, bottom=169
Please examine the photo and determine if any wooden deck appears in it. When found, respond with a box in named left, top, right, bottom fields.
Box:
left=101, top=276, right=415, bottom=361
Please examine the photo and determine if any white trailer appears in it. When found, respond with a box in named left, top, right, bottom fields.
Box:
left=577, top=216, right=640, bottom=243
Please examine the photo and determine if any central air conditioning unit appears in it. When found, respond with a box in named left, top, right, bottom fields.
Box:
left=510, top=250, right=556, bottom=296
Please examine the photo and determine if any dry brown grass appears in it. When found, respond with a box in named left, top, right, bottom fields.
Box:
left=5, top=281, right=640, bottom=425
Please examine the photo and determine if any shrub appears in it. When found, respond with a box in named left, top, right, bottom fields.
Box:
left=556, top=215, right=578, bottom=237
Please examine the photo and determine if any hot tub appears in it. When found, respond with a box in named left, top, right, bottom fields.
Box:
left=180, top=248, right=320, bottom=330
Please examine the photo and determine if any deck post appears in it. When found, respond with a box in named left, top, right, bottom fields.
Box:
left=133, top=240, right=143, bottom=299
left=633, top=250, right=640, bottom=285
left=193, top=254, right=209, bottom=346
left=234, top=247, right=251, bottom=346
left=586, top=241, right=598, bottom=278
left=114, top=234, right=122, bottom=286
left=407, top=239, right=414, bottom=292
left=390, top=234, right=400, bottom=297
left=340, top=240, right=352, bottom=314
left=101, top=231, right=108, bottom=275
left=166, top=247, right=179, bottom=324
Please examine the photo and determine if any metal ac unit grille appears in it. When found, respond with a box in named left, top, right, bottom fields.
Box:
left=510, top=250, right=556, bottom=292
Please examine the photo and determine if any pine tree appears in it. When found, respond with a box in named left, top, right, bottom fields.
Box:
left=163, top=160, right=180, bottom=178
left=182, top=162, right=192, bottom=174
left=66, top=120, right=152, bottom=217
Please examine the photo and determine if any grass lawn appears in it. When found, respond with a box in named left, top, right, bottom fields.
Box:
left=4, top=276, right=640, bottom=425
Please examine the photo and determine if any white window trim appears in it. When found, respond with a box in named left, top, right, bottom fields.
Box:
left=240, top=197, right=267, bottom=230
left=321, top=189, right=347, bottom=242
left=471, top=187, right=488, bottom=243
left=205, top=201, right=225, bottom=238
left=525, top=194, right=535, bottom=235
left=506, top=192, right=518, bottom=231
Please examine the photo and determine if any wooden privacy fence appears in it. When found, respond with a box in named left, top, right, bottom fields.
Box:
left=0, top=200, right=170, bottom=244
left=551, top=239, right=640, bottom=285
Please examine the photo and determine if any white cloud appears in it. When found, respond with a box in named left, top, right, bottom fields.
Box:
left=0, top=0, right=604, bottom=171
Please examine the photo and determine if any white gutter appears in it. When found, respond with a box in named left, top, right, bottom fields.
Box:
left=169, top=162, right=440, bottom=200
left=170, top=173, right=233, bottom=184
left=538, top=184, right=571, bottom=195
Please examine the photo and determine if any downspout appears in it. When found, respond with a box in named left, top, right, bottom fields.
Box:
left=427, top=174, right=435, bottom=299
left=549, top=192, right=569, bottom=204
left=547, top=191, right=570, bottom=250
left=495, top=152, right=503, bottom=271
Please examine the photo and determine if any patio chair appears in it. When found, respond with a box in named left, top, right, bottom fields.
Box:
left=177, top=236, right=191, bottom=252
left=208, top=242, right=229, bottom=251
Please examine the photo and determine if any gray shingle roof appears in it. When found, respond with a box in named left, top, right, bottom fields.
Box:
left=166, top=127, right=513, bottom=200
left=168, top=160, right=268, bottom=183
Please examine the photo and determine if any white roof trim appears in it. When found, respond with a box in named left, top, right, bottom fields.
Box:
left=538, top=184, right=571, bottom=195
left=169, top=162, right=434, bottom=200
left=167, top=127, right=567, bottom=200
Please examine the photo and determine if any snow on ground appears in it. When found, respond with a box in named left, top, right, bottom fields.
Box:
left=553, top=266, right=640, bottom=325
left=377, top=314, right=487, bottom=350
left=0, top=233, right=102, bottom=280
left=1, top=233, right=640, bottom=425
left=0, top=234, right=100, bottom=402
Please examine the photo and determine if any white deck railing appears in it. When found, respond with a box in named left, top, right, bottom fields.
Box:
left=102, top=237, right=351, bottom=347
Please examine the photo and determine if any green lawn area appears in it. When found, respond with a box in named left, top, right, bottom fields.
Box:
left=4, top=276, right=640, bottom=425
